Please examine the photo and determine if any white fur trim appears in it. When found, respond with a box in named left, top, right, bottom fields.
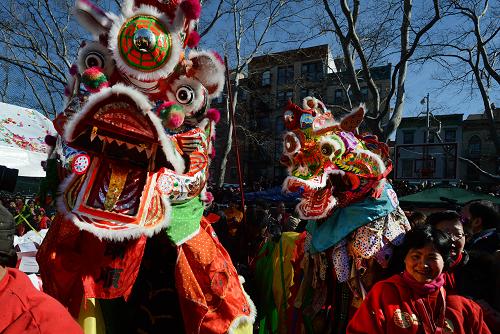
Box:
left=64, top=84, right=150, bottom=141
left=77, top=41, right=115, bottom=77
left=148, top=112, right=186, bottom=174
left=302, top=96, right=318, bottom=109
left=188, top=50, right=225, bottom=98
left=166, top=76, right=206, bottom=116
left=108, top=5, right=182, bottom=81
left=227, top=275, right=256, bottom=334
left=64, top=83, right=185, bottom=174
left=121, top=0, right=134, bottom=16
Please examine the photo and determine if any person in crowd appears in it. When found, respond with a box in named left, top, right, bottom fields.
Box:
left=462, top=200, right=500, bottom=252
left=407, top=211, right=427, bottom=228
left=427, top=210, right=467, bottom=292
left=0, top=202, right=83, bottom=333
left=36, top=208, right=51, bottom=230
left=460, top=200, right=500, bottom=330
left=275, top=201, right=290, bottom=228
left=347, top=224, right=491, bottom=334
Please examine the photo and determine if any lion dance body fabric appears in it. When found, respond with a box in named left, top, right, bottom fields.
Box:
left=256, top=98, right=411, bottom=333
left=37, top=1, right=255, bottom=333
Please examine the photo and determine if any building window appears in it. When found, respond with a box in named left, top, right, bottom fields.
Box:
left=301, top=61, right=323, bottom=81
left=300, top=88, right=316, bottom=100
left=361, top=86, right=369, bottom=100
left=261, top=70, right=271, bottom=86
left=275, top=116, right=285, bottom=134
left=334, top=89, right=343, bottom=103
left=444, top=129, right=456, bottom=142
left=403, top=131, right=415, bottom=144
left=276, top=90, right=294, bottom=108
left=402, top=159, right=413, bottom=178
left=277, top=66, right=294, bottom=85
left=468, top=135, right=481, bottom=156
left=424, top=132, right=435, bottom=143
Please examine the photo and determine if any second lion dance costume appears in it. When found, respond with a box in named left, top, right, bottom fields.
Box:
left=37, top=1, right=255, bottom=333
left=255, top=97, right=411, bottom=333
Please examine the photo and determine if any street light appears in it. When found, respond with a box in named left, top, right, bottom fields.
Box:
left=421, top=93, right=430, bottom=144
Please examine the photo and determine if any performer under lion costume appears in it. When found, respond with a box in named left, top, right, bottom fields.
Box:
left=37, top=1, right=255, bottom=333
left=255, top=98, right=410, bottom=333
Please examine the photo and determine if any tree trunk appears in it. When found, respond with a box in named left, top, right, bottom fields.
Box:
left=217, top=77, right=240, bottom=187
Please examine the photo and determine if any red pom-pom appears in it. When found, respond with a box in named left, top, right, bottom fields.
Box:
left=212, top=51, right=224, bottom=65
left=187, top=30, right=200, bottom=48
left=45, top=135, right=57, bottom=147
left=206, top=108, right=221, bottom=123
left=180, top=0, right=201, bottom=20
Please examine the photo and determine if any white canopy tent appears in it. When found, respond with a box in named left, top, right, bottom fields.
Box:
left=0, top=102, right=56, bottom=177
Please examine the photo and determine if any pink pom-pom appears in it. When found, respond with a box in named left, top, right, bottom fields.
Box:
left=166, top=111, right=185, bottom=129
left=206, top=108, right=221, bottom=123
left=45, top=135, right=57, bottom=147
left=69, top=64, right=78, bottom=76
left=180, top=0, right=201, bottom=20
left=187, top=30, right=200, bottom=48
left=204, top=191, right=214, bottom=204
left=212, top=51, right=224, bottom=65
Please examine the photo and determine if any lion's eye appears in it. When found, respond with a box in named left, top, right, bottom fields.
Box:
left=321, top=143, right=333, bottom=156
left=85, top=52, right=105, bottom=69
left=176, top=86, right=195, bottom=104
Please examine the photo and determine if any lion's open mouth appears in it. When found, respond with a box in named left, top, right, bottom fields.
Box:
left=284, top=175, right=337, bottom=220
left=65, top=89, right=172, bottom=216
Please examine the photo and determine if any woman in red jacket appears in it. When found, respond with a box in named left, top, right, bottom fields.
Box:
left=347, top=224, right=491, bottom=334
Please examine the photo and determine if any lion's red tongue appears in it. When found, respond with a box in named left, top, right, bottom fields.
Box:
left=86, top=159, right=147, bottom=215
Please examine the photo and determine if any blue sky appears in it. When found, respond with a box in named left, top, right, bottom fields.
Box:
left=1, top=0, right=496, bottom=121
left=198, top=0, right=498, bottom=119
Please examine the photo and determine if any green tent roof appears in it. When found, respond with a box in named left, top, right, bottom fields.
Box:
left=398, top=187, right=500, bottom=208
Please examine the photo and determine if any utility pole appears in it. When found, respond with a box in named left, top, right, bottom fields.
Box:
left=425, top=93, right=430, bottom=144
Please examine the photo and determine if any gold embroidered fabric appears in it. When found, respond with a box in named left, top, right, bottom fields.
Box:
left=104, top=165, right=129, bottom=211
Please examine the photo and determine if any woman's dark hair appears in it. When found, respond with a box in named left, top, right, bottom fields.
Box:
left=468, top=200, right=499, bottom=230
left=401, top=224, right=453, bottom=268
left=408, top=211, right=427, bottom=228
left=426, top=210, right=461, bottom=227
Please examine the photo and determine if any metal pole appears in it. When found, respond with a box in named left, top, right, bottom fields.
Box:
left=426, top=93, right=430, bottom=144
left=224, top=56, right=247, bottom=225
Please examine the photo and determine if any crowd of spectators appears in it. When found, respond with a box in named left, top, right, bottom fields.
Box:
left=0, top=193, right=54, bottom=236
